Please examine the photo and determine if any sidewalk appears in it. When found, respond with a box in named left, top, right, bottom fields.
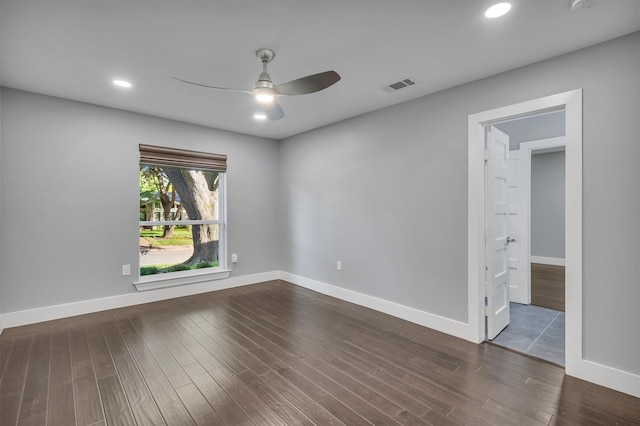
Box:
left=139, top=237, right=192, bottom=266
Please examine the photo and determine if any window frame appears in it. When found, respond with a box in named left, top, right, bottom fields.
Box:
left=135, top=169, right=229, bottom=291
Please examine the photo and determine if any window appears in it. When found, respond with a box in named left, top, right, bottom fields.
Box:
left=138, top=144, right=227, bottom=284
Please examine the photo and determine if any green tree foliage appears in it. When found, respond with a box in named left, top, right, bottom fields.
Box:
left=140, top=166, right=180, bottom=238
left=140, top=166, right=162, bottom=206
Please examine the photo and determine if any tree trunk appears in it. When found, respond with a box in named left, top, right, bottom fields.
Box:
left=162, top=184, right=177, bottom=238
left=163, top=168, right=218, bottom=265
left=163, top=224, right=175, bottom=239
left=149, top=167, right=178, bottom=239
left=162, top=198, right=175, bottom=238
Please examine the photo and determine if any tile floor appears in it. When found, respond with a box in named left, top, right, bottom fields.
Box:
left=490, top=302, right=565, bottom=366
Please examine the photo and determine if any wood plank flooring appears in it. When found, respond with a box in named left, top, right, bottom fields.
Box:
left=531, top=263, right=565, bottom=312
left=1, top=280, right=638, bottom=425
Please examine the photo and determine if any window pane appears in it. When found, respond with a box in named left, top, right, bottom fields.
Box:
left=139, top=164, right=223, bottom=277
left=139, top=224, right=220, bottom=276
left=140, top=166, right=220, bottom=223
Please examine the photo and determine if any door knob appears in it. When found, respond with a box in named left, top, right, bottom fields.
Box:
left=507, top=236, right=516, bottom=244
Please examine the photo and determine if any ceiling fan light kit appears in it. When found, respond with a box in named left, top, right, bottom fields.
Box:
left=173, top=48, right=341, bottom=121
left=255, top=90, right=275, bottom=103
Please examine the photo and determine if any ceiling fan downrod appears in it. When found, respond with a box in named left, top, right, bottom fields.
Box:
left=255, top=48, right=276, bottom=89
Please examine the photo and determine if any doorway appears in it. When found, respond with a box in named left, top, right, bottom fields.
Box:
left=487, top=116, right=566, bottom=365
left=467, top=89, right=583, bottom=376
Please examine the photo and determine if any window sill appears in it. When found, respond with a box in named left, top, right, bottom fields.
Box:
left=134, top=268, right=231, bottom=291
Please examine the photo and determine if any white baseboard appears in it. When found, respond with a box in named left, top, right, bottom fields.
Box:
left=279, top=271, right=469, bottom=341
left=0, top=271, right=280, bottom=331
left=531, top=256, right=565, bottom=266
left=578, top=360, right=640, bottom=398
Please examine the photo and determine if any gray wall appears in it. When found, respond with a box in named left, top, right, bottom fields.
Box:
left=0, top=88, right=281, bottom=313
left=0, top=0, right=3, bottom=319
left=279, top=32, right=640, bottom=374
left=0, top=87, right=3, bottom=318
left=531, top=151, right=565, bottom=259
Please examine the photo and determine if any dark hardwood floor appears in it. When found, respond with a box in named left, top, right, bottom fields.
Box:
left=1, top=280, right=638, bottom=425
left=532, top=263, right=565, bottom=312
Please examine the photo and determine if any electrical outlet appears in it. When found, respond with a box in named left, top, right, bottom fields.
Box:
left=337, top=261, right=342, bottom=271
left=122, top=264, right=131, bottom=276
left=231, top=253, right=238, bottom=263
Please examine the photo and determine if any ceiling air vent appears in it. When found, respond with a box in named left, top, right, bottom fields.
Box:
left=385, top=78, right=416, bottom=92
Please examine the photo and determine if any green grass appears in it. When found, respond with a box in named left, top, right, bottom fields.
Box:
left=140, top=228, right=192, bottom=246
left=140, top=261, right=219, bottom=276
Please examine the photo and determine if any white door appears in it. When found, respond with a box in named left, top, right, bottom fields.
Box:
left=507, top=150, right=528, bottom=304
left=486, top=126, right=511, bottom=340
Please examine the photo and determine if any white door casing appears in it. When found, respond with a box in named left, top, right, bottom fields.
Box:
left=486, top=126, right=511, bottom=340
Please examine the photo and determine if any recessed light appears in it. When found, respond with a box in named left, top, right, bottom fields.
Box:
left=113, top=79, right=132, bottom=88
left=485, top=2, right=511, bottom=18
left=253, top=113, right=267, bottom=120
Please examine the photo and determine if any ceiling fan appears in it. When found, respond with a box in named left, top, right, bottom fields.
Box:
left=173, top=48, right=341, bottom=121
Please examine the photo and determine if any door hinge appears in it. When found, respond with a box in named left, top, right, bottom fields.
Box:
left=484, top=305, right=490, bottom=316
left=484, top=150, right=489, bottom=163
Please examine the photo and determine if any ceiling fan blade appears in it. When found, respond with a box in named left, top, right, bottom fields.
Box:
left=172, top=77, right=252, bottom=94
left=264, top=100, right=284, bottom=121
left=274, top=70, right=340, bottom=96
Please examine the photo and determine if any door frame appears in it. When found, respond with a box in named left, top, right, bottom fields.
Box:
left=467, top=89, right=582, bottom=376
left=519, top=136, right=566, bottom=305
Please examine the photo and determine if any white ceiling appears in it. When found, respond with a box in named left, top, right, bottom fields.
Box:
left=2, top=0, right=639, bottom=140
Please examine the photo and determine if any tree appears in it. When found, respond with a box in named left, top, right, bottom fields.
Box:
left=163, top=168, right=219, bottom=265
left=140, top=166, right=179, bottom=238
